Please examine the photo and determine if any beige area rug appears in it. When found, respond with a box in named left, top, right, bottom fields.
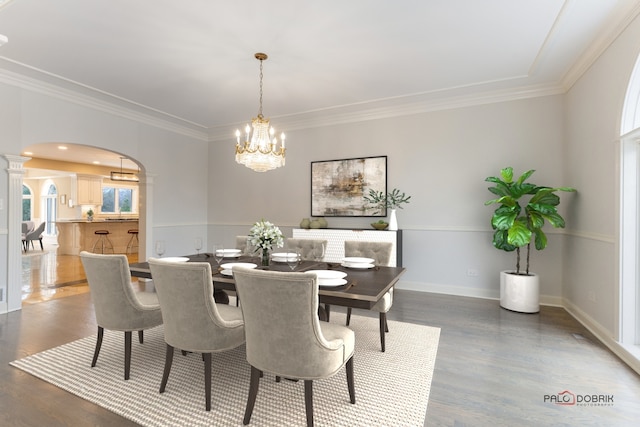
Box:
left=10, top=312, right=440, bottom=427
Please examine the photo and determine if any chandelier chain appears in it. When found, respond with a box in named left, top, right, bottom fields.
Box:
left=258, top=58, right=264, bottom=117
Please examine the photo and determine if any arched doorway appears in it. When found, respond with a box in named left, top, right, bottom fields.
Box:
left=18, top=143, right=149, bottom=304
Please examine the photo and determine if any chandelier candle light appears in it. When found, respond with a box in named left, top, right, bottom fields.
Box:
left=235, top=53, right=286, bottom=172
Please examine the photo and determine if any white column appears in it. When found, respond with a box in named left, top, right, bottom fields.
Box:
left=3, top=154, right=30, bottom=313
left=138, top=171, right=154, bottom=291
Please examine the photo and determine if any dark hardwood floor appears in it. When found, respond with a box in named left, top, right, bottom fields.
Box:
left=4, top=246, right=640, bottom=426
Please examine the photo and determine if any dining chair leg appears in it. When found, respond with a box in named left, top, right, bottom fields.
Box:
left=160, top=344, right=174, bottom=393
left=243, top=366, right=261, bottom=425
left=304, top=380, right=314, bottom=427
left=138, top=330, right=144, bottom=344
left=346, top=307, right=352, bottom=326
left=379, top=313, right=386, bottom=352
left=346, top=356, right=356, bottom=404
left=124, top=331, right=132, bottom=380
left=325, top=304, right=331, bottom=322
left=91, top=326, right=104, bottom=368
left=203, top=353, right=212, bottom=411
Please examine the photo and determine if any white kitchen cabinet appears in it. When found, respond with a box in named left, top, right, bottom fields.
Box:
left=76, top=175, right=103, bottom=205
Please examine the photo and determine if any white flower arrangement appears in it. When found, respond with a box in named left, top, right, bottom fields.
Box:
left=248, top=219, right=284, bottom=252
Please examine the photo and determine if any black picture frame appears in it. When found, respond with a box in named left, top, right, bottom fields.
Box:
left=311, top=155, right=387, bottom=217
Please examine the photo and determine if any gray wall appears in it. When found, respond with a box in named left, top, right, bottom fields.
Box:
left=207, top=95, right=569, bottom=304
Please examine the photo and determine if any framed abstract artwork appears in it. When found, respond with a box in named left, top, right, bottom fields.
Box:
left=311, top=155, right=387, bottom=217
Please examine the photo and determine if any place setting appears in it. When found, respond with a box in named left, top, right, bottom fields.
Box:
left=306, top=269, right=351, bottom=289
left=341, top=257, right=376, bottom=269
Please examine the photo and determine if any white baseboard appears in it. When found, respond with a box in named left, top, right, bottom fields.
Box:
left=563, top=299, right=640, bottom=376
left=396, top=280, right=640, bottom=375
left=397, top=280, right=562, bottom=306
left=397, top=280, right=499, bottom=300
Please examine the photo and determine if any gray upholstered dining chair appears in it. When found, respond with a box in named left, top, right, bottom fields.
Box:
left=233, top=267, right=355, bottom=427
left=285, top=238, right=327, bottom=261
left=79, top=251, right=163, bottom=380
left=147, top=259, right=245, bottom=411
left=344, top=240, right=394, bottom=352
left=23, top=221, right=46, bottom=251
left=236, top=235, right=257, bottom=256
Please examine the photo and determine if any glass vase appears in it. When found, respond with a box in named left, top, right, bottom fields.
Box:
left=261, top=248, right=270, bottom=266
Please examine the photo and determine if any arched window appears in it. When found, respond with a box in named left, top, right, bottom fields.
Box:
left=619, top=51, right=640, bottom=355
left=621, top=53, right=640, bottom=134
left=42, top=181, right=57, bottom=235
left=22, top=184, right=32, bottom=221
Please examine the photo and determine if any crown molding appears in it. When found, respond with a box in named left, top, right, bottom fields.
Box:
left=561, top=2, right=640, bottom=91
left=0, top=66, right=210, bottom=141
left=207, top=81, right=566, bottom=142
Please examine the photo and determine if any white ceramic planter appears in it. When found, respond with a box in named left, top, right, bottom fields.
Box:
left=388, top=209, right=398, bottom=231
left=500, top=270, right=540, bottom=313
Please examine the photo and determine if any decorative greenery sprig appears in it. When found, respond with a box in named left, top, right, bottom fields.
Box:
left=364, top=188, right=412, bottom=214
left=248, top=219, right=284, bottom=252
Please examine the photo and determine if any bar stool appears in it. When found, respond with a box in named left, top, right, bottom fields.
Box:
left=126, top=229, right=139, bottom=254
left=92, top=230, right=114, bottom=254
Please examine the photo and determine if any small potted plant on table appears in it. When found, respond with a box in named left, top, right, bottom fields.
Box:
left=364, top=188, right=411, bottom=230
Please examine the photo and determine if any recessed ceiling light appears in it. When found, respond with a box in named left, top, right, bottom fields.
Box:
left=93, top=161, right=100, bottom=165
left=23, top=151, right=33, bottom=155
left=58, top=146, right=68, bottom=150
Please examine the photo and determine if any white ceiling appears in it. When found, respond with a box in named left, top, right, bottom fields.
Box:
left=2, top=0, right=640, bottom=166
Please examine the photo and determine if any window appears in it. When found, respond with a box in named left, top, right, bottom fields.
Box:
left=22, top=184, right=32, bottom=221
left=101, top=184, right=137, bottom=214
left=43, top=182, right=57, bottom=235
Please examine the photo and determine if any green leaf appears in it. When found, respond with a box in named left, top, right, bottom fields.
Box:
left=500, top=167, right=514, bottom=183
left=486, top=181, right=511, bottom=197
left=492, top=211, right=517, bottom=230
left=515, top=169, right=536, bottom=185
left=493, top=230, right=517, bottom=252
left=533, top=228, right=548, bottom=250
left=541, top=211, right=566, bottom=228
left=530, top=189, right=560, bottom=206
left=527, top=210, right=545, bottom=229
left=507, top=219, right=532, bottom=247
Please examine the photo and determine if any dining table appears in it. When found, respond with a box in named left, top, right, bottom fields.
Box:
left=129, top=253, right=406, bottom=313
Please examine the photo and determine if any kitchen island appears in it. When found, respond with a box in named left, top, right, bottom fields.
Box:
left=56, top=219, right=139, bottom=255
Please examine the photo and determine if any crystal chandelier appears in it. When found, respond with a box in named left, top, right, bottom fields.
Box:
left=235, top=53, right=286, bottom=172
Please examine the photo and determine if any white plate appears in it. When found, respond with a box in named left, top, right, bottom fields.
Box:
left=341, top=263, right=375, bottom=269
left=342, top=257, right=375, bottom=264
left=216, top=249, right=242, bottom=257
left=272, top=252, right=296, bottom=258
left=221, top=269, right=233, bottom=276
left=271, top=252, right=299, bottom=263
left=318, top=278, right=348, bottom=287
left=156, top=257, right=189, bottom=263
left=221, top=262, right=257, bottom=270
left=306, top=270, right=347, bottom=280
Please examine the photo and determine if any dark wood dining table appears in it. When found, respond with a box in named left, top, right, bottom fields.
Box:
left=129, top=253, right=406, bottom=311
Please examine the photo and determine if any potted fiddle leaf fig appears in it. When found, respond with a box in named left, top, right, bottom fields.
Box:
left=485, top=167, right=576, bottom=313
